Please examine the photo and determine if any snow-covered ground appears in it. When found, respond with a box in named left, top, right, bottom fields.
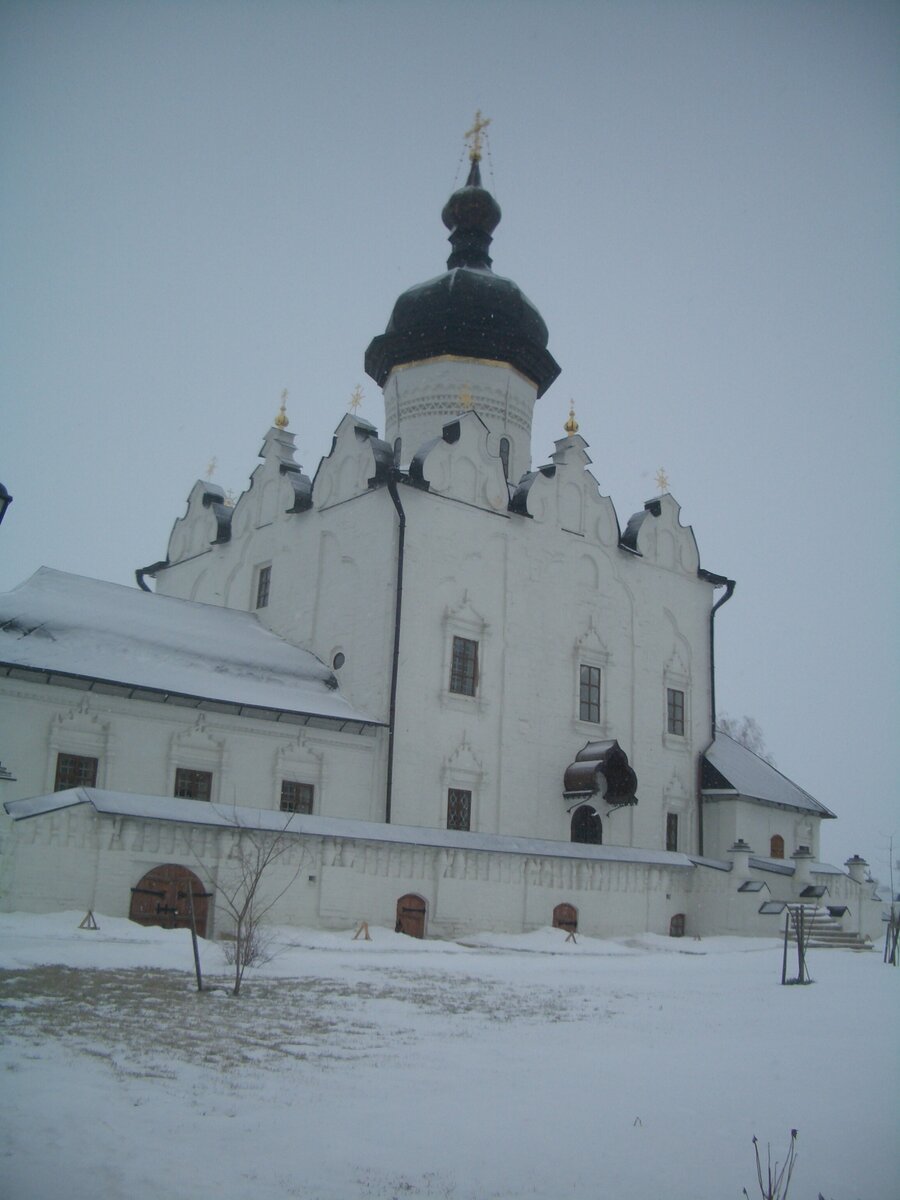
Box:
left=0, top=913, right=895, bottom=1199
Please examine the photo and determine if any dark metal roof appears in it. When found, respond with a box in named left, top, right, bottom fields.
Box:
left=563, top=740, right=638, bottom=805
left=365, top=160, right=560, bottom=398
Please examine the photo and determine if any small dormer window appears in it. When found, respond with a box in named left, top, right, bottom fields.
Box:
left=255, top=564, right=271, bottom=609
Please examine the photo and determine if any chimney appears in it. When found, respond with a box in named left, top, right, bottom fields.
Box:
left=728, top=838, right=753, bottom=878
left=791, top=844, right=815, bottom=889
left=844, top=854, right=868, bottom=885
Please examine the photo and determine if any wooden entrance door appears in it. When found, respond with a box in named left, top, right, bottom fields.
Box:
left=129, top=864, right=210, bottom=937
left=669, top=913, right=685, bottom=938
left=553, top=902, right=578, bottom=934
left=395, top=893, right=426, bottom=938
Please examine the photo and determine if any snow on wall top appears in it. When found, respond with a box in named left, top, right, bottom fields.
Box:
left=4, top=788, right=696, bottom=869
left=0, top=568, right=380, bottom=726
left=703, top=732, right=835, bottom=817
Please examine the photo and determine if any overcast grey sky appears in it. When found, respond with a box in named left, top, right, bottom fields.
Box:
left=2, top=1, right=897, bottom=878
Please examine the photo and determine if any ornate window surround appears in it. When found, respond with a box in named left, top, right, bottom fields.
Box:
left=573, top=623, right=610, bottom=734
left=441, top=593, right=489, bottom=714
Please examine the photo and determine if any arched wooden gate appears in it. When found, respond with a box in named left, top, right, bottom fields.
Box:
left=553, top=902, right=578, bottom=935
left=395, top=893, right=427, bottom=938
left=129, top=864, right=210, bottom=937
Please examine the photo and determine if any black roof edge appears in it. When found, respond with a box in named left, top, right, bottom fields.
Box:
left=698, top=568, right=734, bottom=587
left=0, top=661, right=385, bottom=729
left=135, top=560, right=170, bottom=591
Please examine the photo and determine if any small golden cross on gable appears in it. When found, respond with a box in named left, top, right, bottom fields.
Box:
left=464, top=110, right=491, bottom=162
left=655, top=467, right=669, bottom=493
left=349, top=384, right=364, bottom=413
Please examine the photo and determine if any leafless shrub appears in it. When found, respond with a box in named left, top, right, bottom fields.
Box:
left=194, top=811, right=304, bottom=996
left=743, top=1130, right=798, bottom=1200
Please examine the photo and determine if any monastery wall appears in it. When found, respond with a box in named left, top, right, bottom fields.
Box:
left=4, top=803, right=879, bottom=942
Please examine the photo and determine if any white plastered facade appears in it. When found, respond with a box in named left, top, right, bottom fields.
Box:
left=0, top=177, right=883, bottom=946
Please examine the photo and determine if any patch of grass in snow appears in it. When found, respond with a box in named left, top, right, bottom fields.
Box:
left=0, top=966, right=380, bottom=1072
left=0, top=962, right=601, bottom=1078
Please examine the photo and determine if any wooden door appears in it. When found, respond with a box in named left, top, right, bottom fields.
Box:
left=129, top=864, right=210, bottom=937
left=553, top=902, right=578, bottom=934
left=395, top=893, right=426, bottom=939
left=669, top=913, right=685, bottom=938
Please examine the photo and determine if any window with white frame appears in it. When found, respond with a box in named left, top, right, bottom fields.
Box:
left=54, top=752, right=98, bottom=790
left=174, top=767, right=212, bottom=801
left=579, top=664, right=602, bottom=723
left=449, top=636, right=478, bottom=697
left=447, top=788, right=472, bottom=831
left=254, top=564, right=272, bottom=609
left=280, top=780, right=314, bottom=814
left=666, top=687, right=685, bottom=736
left=666, top=812, right=679, bottom=852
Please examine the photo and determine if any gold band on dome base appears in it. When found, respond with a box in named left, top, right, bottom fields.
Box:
left=386, top=354, right=537, bottom=389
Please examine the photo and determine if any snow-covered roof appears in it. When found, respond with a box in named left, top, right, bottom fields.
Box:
left=4, top=788, right=697, bottom=869
left=0, top=568, right=380, bottom=728
left=702, top=732, right=835, bottom=818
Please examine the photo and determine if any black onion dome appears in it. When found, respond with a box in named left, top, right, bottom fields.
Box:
left=365, top=160, right=560, bottom=398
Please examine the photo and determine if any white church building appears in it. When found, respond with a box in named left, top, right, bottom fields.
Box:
left=0, top=141, right=881, bottom=945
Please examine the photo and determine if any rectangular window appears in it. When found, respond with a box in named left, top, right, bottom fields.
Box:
left=280, top=781, right=314, bottom=814
left=579, top=665, right=602, bottom=723
left=667, top=688, right=685, bottom=736
left=54, top=753, right=98, bottom=790
left=255, top=564, right=272, bottom=609
left=449, top=636, right=478, bottom=696
left=174, top=768, right=212, bottom=802
left=666, top=812, right=679, bottom=852
left=447, top=788, right=472, bottom=831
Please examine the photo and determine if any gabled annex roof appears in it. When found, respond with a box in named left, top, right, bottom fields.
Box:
left=4, top=788, right=696, bottom=869
left=0, top=568, right=380, bottom=729
left=701, top=732, right=835, bottom=818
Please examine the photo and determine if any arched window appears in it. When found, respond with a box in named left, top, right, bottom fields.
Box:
left=499, top=437, right=510, bottom=479
left=770, top=834, right=785, bottom=859
left=393, top=437, right=402, bottom=465
left=571, top=805, right=602, bottom=844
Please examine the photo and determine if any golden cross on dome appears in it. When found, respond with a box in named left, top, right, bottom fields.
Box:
left=564, top=403, right=579, bottom=436
left=274, top=389, right=289, bottom=429
left=655, top=467, right=669, bottom=493
left=349, top=384, right=364, bottom=412
left=206, top=456, right=218, bottom=479
left=459, top=385, right=474, bottom=410
left=464, top=110, right=491, bottom=162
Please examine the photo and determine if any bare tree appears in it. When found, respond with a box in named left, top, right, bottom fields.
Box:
left=195, top=811, right=305, bottom=996
left=716, top=713, right=775, bottom=765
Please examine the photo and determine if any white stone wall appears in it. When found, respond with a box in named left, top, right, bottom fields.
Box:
left=3, top=805, right=880, bottom=944
left=155, top=408, right=717, bottom=858
left=384, top=357, right=538, bottom=484
left=702, top=797, right=823, bottom=862
left=0, top=676, right=382, bottom=855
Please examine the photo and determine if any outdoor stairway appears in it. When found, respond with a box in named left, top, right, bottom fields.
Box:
left=786, top=905, right=873, bottom=951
